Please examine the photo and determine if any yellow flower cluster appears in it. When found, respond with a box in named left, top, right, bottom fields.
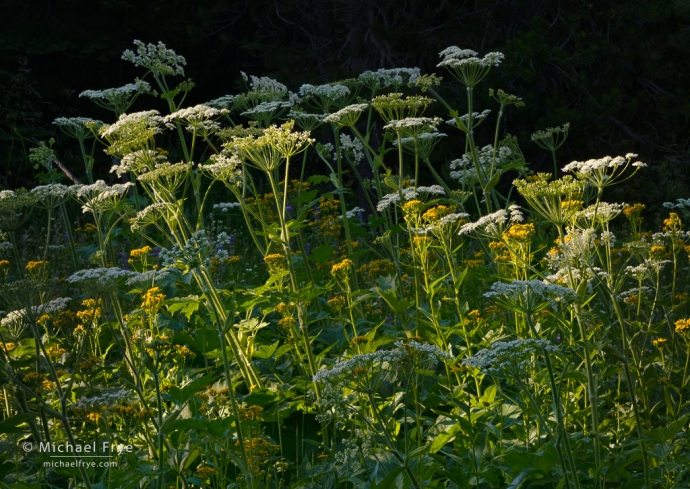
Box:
left=402, top=199, right=425, bottom=215
left=650, top=245, right=667, bottom=260
left=623, top=203, right=645, bottom=218
left=25, top=260, right=47, bottom=272
left=264, top=253, right=286, bottom=269
left=130, top=246, right=152, bottom=259
left=77, top=298, right=103, bottom=326
left=503, top=223, right=535, bottom=243
left=652, top=338, right=667, bottom=347
left=331, top=258, right=353, bottom=275
left=0, top=259, right=9, bottom=269
left=675, top=318, right=690, bottom=333
left=195, top=465, right=216, bottom=479
left=328, top=295, right=346, bottom=311
left=358, top=259, right=394, bottom=279
left=664, top=212, right=683, bottom=232
left=422, top=205, right=453, bottom=222
left=173, top=344, right=196, bottom=360
left=142, top=287, right=166, bottom=315
left=0, top=342, right=16, bottom=352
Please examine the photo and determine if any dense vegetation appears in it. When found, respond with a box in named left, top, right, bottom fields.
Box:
left=2, top=36, right=690, bottom=489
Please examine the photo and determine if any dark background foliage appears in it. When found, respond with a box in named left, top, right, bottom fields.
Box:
left=2, top=0, right=690, bottom=212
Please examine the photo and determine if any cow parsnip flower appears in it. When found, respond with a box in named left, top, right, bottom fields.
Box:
left=323, top=103, right=368, bottom=127
left=72, top=180, right=134, bottom=214
left=100, top=110, right=166, bottom=157
left=513, top=175, right=585, bottom=227
left=79, top=80, right=151, bottom=114
left=31, top=184, right=71, bottom=210
left=0, top=189, right=37, bottom=232
left=229, top=121, right=312, bottom=171
left=531, top=123, right=570, bottom=152
left=199, top=154, right=243, bottom=186
left=137, top=161, right=193, bottom=193
left=122, top=40, right=186, bottom=77
left=437, top=47, right=504, bottom=88
left=372, top=93, right=434, bottom=123
left=299, top=83, right=355, bottom=111
left=562, top=153, right=647, bottom=191
left=66, top=267, right=138, bottom=294
left=111, top=149, right=167, bottom=178
left=358, top=67, right=421, bottom=91
left=53, top=117, right=104, bottom=141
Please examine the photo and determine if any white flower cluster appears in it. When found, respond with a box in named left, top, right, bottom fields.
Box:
left=323, top=103, right=368, bottom=125
left=0, top=242, right=13, bottom=252
left=338, top=134, right=365, bottom=163
left=0, top=297, right=71, bottom=327
left=663, top=198, right=690, bottom=210
left=619, top=286, right=653, bottom=302
left=299, top=83, right=350, bottom=100
left=562, top=155, right=646, bottom=174
left=509, top=204, right=524, bottom=223
left=31, top=184, right=71, bottom=208
left=79, top=80, right=151, bottom=100
left=450, top=144, right=512, bottom=185
left=484, top=279, right=578, bottom=304
left=457, top=209, right=508, bottom=236
left=72, top=180, right=134, bottom=214
left=130, top=203, right=171, bottom=230
left=383, top=117, right=443, bottom=131
left=377, top=186, right=445, bottom=212
left=437, top=47, right=504, bottom=69
left=544, top=266, right=608, bottom=292
left=213, top=202, right=242, bottom=212
left=341, top=207, right=365, bottom=219
left=164, top=104, right=228, bottom=124
left=111, top=149, right=166, bottom=178
left=122, top=40, right=186, bottom=76
left=100, top=110, right=165, bottom=139
left=159, top=230, right=227, bottom=268
left=66, top=268, right=138, bottom=292
left=240, top=101, right=293, bottom=117
left=198, top=153, right=242, bottom=184
left=446, top=110, right=491, bottom=127
left=313, top=340, right=450, bottom=383
left=73, top=389, right=132, bottom=410
left=205, top=95, right=236, bottom=110
left=358, top=67, right=421, bottom=90
left=53, top=117, right=103, bottom=139
left=392, top=131, right=447, bottom=148
left=462, top=339, right=557, bottom=375
left=242, top=72, right=289, bottom=95
left=126, top=268, right=177, bottom=286
left=625, top=258, right=671, bottom=279
left=578, top=202, right=626, bottom=223
left=546, top=228, right=597, bottom=270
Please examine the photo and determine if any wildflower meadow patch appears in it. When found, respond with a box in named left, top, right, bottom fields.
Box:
left=1, top=40, right=690, bottom=488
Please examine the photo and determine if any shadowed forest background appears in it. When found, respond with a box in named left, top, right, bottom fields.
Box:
left=2, top=0, right=690, bottom=215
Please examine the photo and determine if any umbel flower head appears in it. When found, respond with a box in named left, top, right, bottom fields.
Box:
left=372, top=93, right=434, bottom=124
left=0, top=189, right=37, bottom=232
left=298, top=83, right=354, bottom=111
left=100, top=110, right=165, bottom=158
left=437, top=47, right=504, bottom=88
left=562, top=153, right=647, bottom=191
left=53, top=117, right=104, bottom=141
left=229, top=121, right=313, bottom=172
left=79, top=80, right=151, bottom=115
left=66, top=267, right=138, bottom=294
left=323, top=103, right=369, bottom=127
left=122, top=40, right=186, bottom=77
left=358, top=67, right=421, bottom=91
left=72, top=180, right=134, bottom=214
left=513, top=174, right=584, bottom=226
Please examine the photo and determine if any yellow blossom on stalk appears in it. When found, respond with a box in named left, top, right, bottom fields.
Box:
left=624, top=203, right=645, bottom=218
left=25, top=260, right=47, bottom=275
left=358, top=259, right=395, bottom=280
left=422, top=205, right=452, bottom=222
left=173, top=345, right=196, bottom=360
left=77, top=299, right=103, bottom=325
left=274, top=302, right=287, bottom=314
left=0, top=342, right=16, bottom=352
left=0, top=260, right=9, bottom=269
left=350, top=335, right=369, bottom=346
left=463, top=258, right=484, bottom=268
left=331, top=258, right=353, bottom=275
left=42, top=379, right=56, bottom=390
left=502, top=223, right=535, bottom=243
left=402, top=199, right=425, bottom=216
left=328, top=295, right=346, bottom=311
left=46, top=345, right=66, bottom=361
left=130, top=246, right=152, bottom=259
left=87, top=412, right=102, bottom=423
left=142, top=287, right=166, bottom=315
left=650, top=245, right=667, bottom=261
left=264, top=253, right=286, bottom=270
left=675, top=319, right=690, bottom=333
left=82, top=223, right=98, bottom=233
left=413, top=235, right=433, bottom=251
left=652, top=338, right=667, bottom=347
left=664, top=212, right=683, bottom=233
left=277, top=316, right=297, bottom=329
left=489, top=241, right=511, bottom=262
left=37, top=314, right=51, bottom=326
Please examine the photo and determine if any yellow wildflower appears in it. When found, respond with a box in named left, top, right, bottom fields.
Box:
left=142, top=287, right=166, bottom=315
left=331, top=258, right=354, bottom=275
